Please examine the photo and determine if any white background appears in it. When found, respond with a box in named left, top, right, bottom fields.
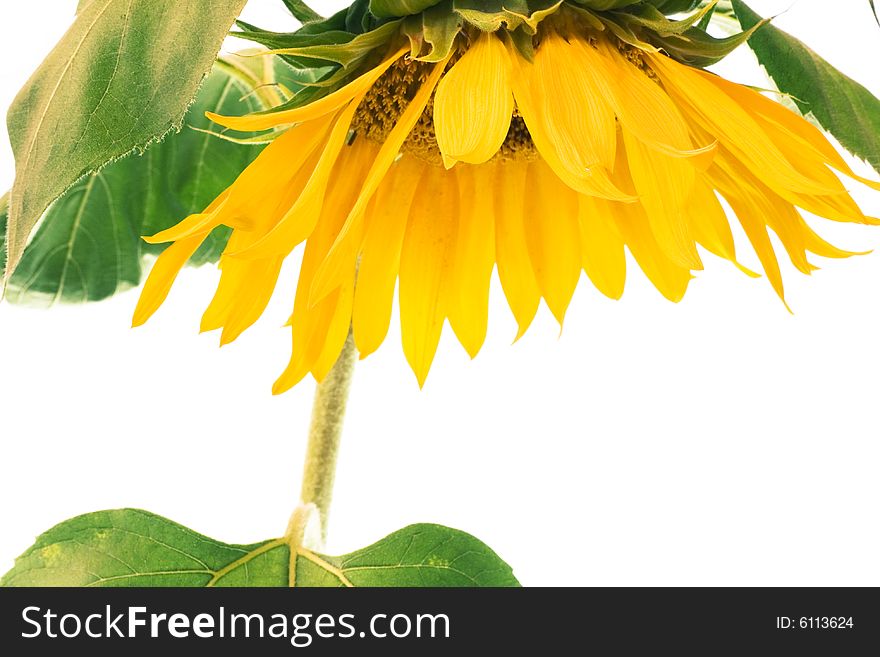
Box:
left=1, top=0, right=879, bottom=586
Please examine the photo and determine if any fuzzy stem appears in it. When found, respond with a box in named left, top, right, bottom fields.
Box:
left=299, top=332, right=357, bottom=545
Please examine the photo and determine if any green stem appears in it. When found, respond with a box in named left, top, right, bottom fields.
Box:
left=299, top=332, right=357, bottom=545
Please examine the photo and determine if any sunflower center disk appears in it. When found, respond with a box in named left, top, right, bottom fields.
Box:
left=350, top=57, right=539, bottom=165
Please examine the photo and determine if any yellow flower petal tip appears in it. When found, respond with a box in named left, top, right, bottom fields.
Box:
left=734, top=262, right=762, bottom=279
left=511, top=322, right=532, bottom=344
left=218, top=332, right=238, bottom=347
left=272, top=370, right=305, bottom=396
left=413, top=371, right=429, bottom=390
left=131, top=7, right=879, bottom=392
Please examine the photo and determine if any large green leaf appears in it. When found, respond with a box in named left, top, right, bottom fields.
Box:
left=1, top=509, right=520, bottom=587
left=733, top=0, right=880, bottom=173
left=0, top=65, right=267, bottom=304
left=4, top=0, right=249, bottom=280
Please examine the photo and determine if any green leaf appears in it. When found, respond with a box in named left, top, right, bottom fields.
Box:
left=4, top=0, right=249, bottom=280
left=0, top=65, right=265, bottom=304
left=1, top=509, right=520, bottom=587
left=732, top=0, right=880, bottom=173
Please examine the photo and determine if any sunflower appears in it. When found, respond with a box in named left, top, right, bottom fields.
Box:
left=133, top=0, right=880, bottom=392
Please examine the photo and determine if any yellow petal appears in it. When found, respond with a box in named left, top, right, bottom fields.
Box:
left=714, top=150, right=856, bottom=276
left=141, top=211, right=229, bottom=245
left=524, top=159, right=582, bottom=324
left=219, top=114, right=337, bottom=225
left=799, top=217, right=868, bottom=259
left=310, top=280, right=355, bottom=382
left=699, top=69, right=880, bottom=192
left=218, top=259, right=284, bottom=345
left=650, top=53, right=839, bottom=197
left=147, top=117, right=335, bottom=245
left=198, top=230, right=246, bottom=333
left=686, top=178, right=758, bottom=277
left=532, top=32, right=616, bottom=170
left=273, top=289, right=344, bottom=394
left=273, top=148, right=373, bottom=394
left=715, top=88, right=876, bottom=225
left=132, top=189, right=232, bottom=326
left=132, top=236, right=206, bottom=327
left=230, top=95, right=365, bottom=260
left=200, top=150, right=322, bottom=336
left=577, top=194, right=627, bottom=299
left=310, top=54, right=452, bottom=304
left=494, top=161, right=540, bottom=339
left=447, top=164, right=496, bottom=358
left=709, top=162, right=788, bottom=307
left=207, top=46, right=407, bottom=132
left=399, top=165, right=458, bottom=387
left=764, top=196, right=815, bottom=275
left=722, top=93, right=878, bottom=225
left=579, top=41, right=705, bottom=269
left=434, top=32, right=513, bottom=167
left=507, top=39, right=634, bottom=202
left=719, top=156, right=865, bottom=272
left=574, top=38, right=715, bottom=164
left=610, top=198, right=692, bottom=303
left=623, top=130, right=702, bottom=269
left=352, top=156, right=426, bottom=357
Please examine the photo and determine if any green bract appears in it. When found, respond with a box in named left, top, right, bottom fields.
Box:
left=369, top=0, right=701, bottom=18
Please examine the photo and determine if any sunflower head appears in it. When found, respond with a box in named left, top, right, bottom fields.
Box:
left=132, top=0, right=879, bottom=392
